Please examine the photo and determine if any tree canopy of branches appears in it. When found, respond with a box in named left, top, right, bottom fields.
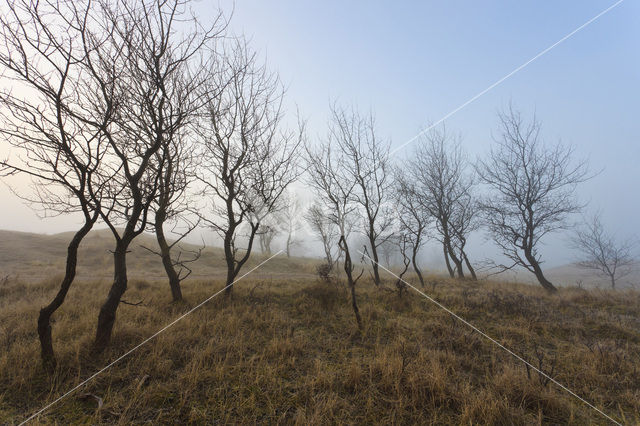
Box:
left=407, top=126, right=476, bottom=280
left=0, top=0, right=114, bottom=369
left=476, top=106, right=590, bottom=292
left=571, top=213, right=636, bottom=289
left=331, top=105, right=393, bottom=286
left=197, top=40, right=302, bottom=294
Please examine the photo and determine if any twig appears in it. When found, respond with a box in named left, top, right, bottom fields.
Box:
left=120, top=299, right=144, bottom=306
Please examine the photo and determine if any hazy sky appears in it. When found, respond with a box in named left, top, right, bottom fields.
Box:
left=1, top=1, right=638, bottom=267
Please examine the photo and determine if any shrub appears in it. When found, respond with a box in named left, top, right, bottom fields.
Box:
left=315, top=263, right=334, bottom=283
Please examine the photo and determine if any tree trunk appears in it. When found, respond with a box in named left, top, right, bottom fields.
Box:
left=462, top=250, right=477, bottom=281
left=610, top=274, right=616, bottom=289
left=348, top=277, right=362, bottom=329
left=453, top=258, right=465, bottom=278
left=225, top=262, right=235, bottom=295
left=524, top=249, right=557, bottom=293
left=223, top=227, right=236, bottom=295
left=155, top=210, right=183, bottom=302
left=368, top=237, right=382, bottom=286
left=286, top=233, right=291, bottom=257
left=38, top=218, right=95, bottom=371
left=340, top=236, right=362, bottom=329
left=411, top=245, right=425, bottom=288
left=446, top=243, right=465, bottom=279
left=443, top=243, right=454, bottom=278
left=93, top=240, right=130, bottom=353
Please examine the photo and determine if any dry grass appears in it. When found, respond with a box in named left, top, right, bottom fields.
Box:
left=0, top=228, right=318, bottom=282
left=1, top=267, right=639, bottom=425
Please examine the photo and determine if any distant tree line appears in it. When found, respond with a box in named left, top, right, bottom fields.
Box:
left=0, top=0, right=634, bottom=369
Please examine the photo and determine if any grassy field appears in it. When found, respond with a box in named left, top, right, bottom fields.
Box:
left=0, top=231, right=639, bottom=424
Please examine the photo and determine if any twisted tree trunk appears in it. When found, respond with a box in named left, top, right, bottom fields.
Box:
left=155, top=208, right=183, bottom=302
left=462, top=250, right=477, bottom=281
left=411, top=245, right=425, bottom=288
left=524, top=249, right=556, bottom=293
left=38, top=215, right=96, bottom=371
left=94, top=238, right=131, bottom=353
left=443, top=243, right=454, bottom=278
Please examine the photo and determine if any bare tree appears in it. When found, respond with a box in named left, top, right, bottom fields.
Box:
left=394, top=167, right=431, bottom=287
left=197, top=40, right=302, bottom=294
left=257, top=221, right=278, bottom=255
left=305, top=139, right=362, bottom=329
left=145, top=16, right=222, bottom=302
left=331, top=105, right=393, bottom=286
left=304, top=202, right=339, bottom=267
left=571, top=213, right=636, bottom=289
left=476, top=106, right=590, bottom=292
left=408, top=126, right=473, bottom=279
left=0, top=0, right=112, bottom=369
left=280, top=193, right=304, bottom=257
left=378, top=239, right=396, bottom=268
left=89, top=0, right=221, bottom=352
left=393, top=232, right=412, bottom=297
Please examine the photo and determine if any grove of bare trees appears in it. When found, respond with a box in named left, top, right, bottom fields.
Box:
left=0, top=0, right=301, bottom=366
left=405, top=127, right=477, bottom=280
left=1, top=0, right=630, bottom=373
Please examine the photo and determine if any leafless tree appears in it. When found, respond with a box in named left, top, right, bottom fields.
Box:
left=257, top=221, right=278, bottom=255
left=0, top=0, right=113, bottom=369
left=571, top=213, right=636, bottom=289
left=331, top=105, right=393, bottom=286
left=143, top=13, right=222, bottom=302
left=305, top=139, right=362, bottom=329
left=89, top=0, right=222, bottom=352
left=378, top=239, right=396, bottom=268
left=393, top=232, right=412, bottom=297
left=304, top=202, right=339, bottom=267
left=408, top=126, right=474, bottom=279
left=280, top=192, right=304, bottom=257
left=476, top=106, right=590, bottom=292
left=394, top=167, right=431, bottom=287
left=197, top=40, right=302, bottom=294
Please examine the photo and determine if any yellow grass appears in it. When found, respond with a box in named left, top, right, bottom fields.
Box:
left=0, top=230, right=639, bottom=424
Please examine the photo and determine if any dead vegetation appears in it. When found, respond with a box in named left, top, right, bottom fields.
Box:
left=1, top=271, right=638, bottom=424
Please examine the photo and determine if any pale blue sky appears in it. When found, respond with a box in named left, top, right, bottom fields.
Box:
left=199, top=0, right=640, bottom=265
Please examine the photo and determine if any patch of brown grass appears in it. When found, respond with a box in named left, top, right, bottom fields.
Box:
left=0, top=273, right=639, bottom=424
